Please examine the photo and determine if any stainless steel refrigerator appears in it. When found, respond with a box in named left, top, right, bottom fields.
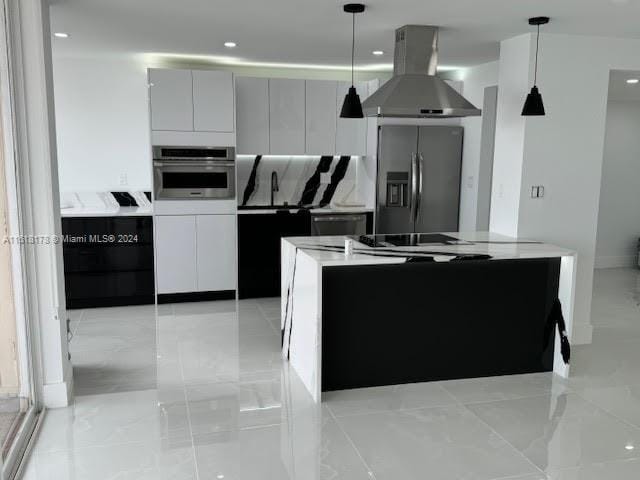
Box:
left=376, top=125, right=463, bottom=234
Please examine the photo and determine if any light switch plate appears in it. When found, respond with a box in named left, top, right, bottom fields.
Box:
left=466, top=175, right=474, bottom=188
left=531, top=185, right=544, bottom=198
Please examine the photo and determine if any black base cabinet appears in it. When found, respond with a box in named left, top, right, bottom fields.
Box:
left=62, top=216, right=154, bottom=309
left=238, top=212, right=311, bottom=299
left=321, top=257, right=561, bottom=391
left=238, top=211, right=373, bottom=299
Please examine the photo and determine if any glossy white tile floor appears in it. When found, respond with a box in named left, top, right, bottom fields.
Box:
left=21, top=268, right=640, bottom=479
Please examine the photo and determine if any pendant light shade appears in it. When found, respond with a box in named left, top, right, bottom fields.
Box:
left=522, top=16, right=549, bottom=117
left=522, top=86, right=545, bottom=116
left=340, top=3, right=365, bottom=118
left=340, top=86, right=364, bottom=118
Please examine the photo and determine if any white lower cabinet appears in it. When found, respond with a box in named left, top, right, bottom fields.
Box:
left=155, top=214, right=237, bottom=294
left=155, top=215, right=197, bottom=294
left=196, top=214, right=236, bottom=291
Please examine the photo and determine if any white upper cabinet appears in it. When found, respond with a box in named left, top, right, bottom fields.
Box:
left=149, top=68, right=193, bottom=131
left=335, top=81, right=369, bottom=156
left=149, top=68, right=234, bottom=136
left=236, top=77, right=270, bottom=154
left=269, top=78, right=305, bottom=155
left=305, top=80, right=337, bottom=155
left=192, top=70, right=234, bottom=132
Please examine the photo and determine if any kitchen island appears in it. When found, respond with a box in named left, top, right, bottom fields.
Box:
left=281, top=232, right=576, bottom=402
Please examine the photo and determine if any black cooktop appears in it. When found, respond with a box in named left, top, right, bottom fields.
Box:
left=355, top=233, right=464, bottom=248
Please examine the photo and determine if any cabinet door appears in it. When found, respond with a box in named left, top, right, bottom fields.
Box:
left=236, top=77, right=270, bottom=154
left=196, top=215, right=236, bottom=292
left=155, top=215, right=197, bottom=294
left=335, top=81, right=368, bottom=156
left=269, top=78, right=305, bottom=154
left=149, top=69, right=193, bottom=131
left=305, top=80, right=337, bottom=154
left=192, top=70, right=235, bottom=132
left=238, top=212, right=310, bottom=299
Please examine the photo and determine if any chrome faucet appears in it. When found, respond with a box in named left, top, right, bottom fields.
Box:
left=270, top=171, right=279, bottom=206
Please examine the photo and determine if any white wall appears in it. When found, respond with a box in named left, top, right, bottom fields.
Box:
left=491, top=33, right=640, bottom=345
left=53, top=56, right=152, bottom=192
left=458, top=61, right=499, bottom=231
left=595, top=100, right=640, bottom=268
left=490, top=34, right=532, bottom=237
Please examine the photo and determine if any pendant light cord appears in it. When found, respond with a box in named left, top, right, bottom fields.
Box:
left=534, top=24, right=540, bottom=86
left=351, top=12, right=355, bottom=86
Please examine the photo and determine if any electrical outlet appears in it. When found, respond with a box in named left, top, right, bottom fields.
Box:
left=466, top=175, right=474, bottom=188
left=320, top=172, right=331, bottom=184
left=119, top=173, right=128, bottom=186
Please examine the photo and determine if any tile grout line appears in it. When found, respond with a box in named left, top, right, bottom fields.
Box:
left=459, top=403, right=547, bottom=477
left=326, top=403, right=380, bottom=480
left=571, top=387, right=640, bottom=435
left=444, top=390, right=548, bottom=477
left=176, top=334, right=201, bottom=480
left=255, top=301, right=281, bottom=335
left=71, top=308, right=85, bottom=338
left=443, top=390, right=569, bottom=408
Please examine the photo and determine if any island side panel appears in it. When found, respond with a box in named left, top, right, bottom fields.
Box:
left=554, top=254, right=577, bottom=378
left=321, top=257, right=561, bottom=392
left=282, top=240, right=323, bottom=402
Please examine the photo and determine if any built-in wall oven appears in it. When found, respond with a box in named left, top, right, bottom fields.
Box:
left=153, top=146, right=235, bottom=200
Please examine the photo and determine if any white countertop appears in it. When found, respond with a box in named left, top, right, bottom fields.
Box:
left=237, top=206, right=374, bottom=215
left=60, top=192, right=153, bottom=218
left=283, top=231, right=576, bottom=267
left=61, top=205, right=154, bottom=217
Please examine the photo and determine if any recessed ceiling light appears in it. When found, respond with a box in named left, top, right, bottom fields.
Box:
left=625, top=444, right=635, bottom=450
left=54, top=32, right=70, bottom=38
left=224, top=42, right=236, bottom=48
left=372, top=50, right=384, bottom=56
left=626, top=78, right=639, bottom=84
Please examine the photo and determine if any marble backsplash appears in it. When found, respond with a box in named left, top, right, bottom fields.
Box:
left=237, top=155, right=362, bottom=207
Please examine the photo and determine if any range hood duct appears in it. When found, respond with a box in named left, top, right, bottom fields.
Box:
left=362, top=25, right=481, bottom=118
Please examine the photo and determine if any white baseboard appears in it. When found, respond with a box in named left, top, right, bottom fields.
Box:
left=0, top=387, right=19, bottom=396
left=571, top=323, right=593, bottom=345
left=594, top=255, right=636, bottom=269
left=42, top=369, right=74, bottom=408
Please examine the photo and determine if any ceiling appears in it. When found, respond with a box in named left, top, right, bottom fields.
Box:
left=608, top=70, right=640, bottom=102
left=49, top=0, right=640, bottom=70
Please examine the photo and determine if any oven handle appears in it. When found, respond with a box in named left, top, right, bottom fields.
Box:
left=154, top=161, right=235, bottom=167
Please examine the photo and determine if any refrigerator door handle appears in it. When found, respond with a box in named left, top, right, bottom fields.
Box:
left=416, top=153, right=424, bottom=222
left=410, top=152, right=418, bottom=223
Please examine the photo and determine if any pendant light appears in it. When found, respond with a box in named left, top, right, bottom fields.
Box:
left=340, top=3, right=365, bottom=118
left=522, top=16, right=549, bottom=116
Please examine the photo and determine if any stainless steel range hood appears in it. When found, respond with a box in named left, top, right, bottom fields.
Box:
left=362, top=25, right=481, bottom=118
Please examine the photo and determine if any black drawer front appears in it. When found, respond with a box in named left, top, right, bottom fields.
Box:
left=62, top=216, right=153, bottom=244
left=65, top=271, right=154, bottom=299
left=62, top=216, right=155, bottom=308
left=63, top=245, right=153, bottom=274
